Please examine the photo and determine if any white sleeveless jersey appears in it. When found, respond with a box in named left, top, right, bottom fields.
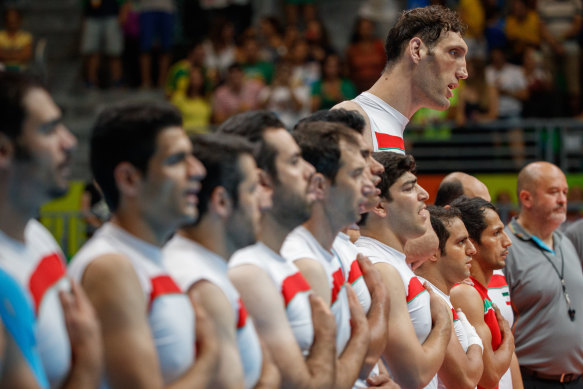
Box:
left=69, top=223, right=194, bottom=388
left=163, top=235, right=262, bottom=389
left=488, top=270, right=513, bottom=389
left=333, top=232, right=380, bottom=388
left=0, top=220, right=71, bottom=389
left=353, top=91, right=408, bottom=154
left=355, top=236, right=437, bottom=389
left=281, top=226, right=351, bottom=355
left=230, top=242, right=314, bottom=354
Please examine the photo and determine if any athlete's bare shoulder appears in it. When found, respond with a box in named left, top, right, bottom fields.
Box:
left=332, top=100, right=372, bottom=148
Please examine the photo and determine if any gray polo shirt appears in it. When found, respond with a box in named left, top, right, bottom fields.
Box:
left=504, top=218, right=583, bottom=375
left=565, top=219, right=583, bottom=270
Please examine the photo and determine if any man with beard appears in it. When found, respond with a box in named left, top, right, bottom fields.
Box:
left=163, top=133, right=279, bottom=389
left=280, top=120, right=379, bottom=388
left=333, top=5, right=468, bottom=153
left=504, top=162, right=583, bottom=388
left=450, top=197, right=515, bottom=389
left=356, top=152, right=451, bottom=389
left=218, top=111, right=338, bottom=389
left=0, top=71, right=102, bottom=388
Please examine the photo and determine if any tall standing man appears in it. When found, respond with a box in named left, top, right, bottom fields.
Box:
left=333, top=5, right=468, bottom=153
left=504, top=162, right=583, bottom=388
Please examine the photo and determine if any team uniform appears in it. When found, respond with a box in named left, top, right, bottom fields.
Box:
left=230, top=241, right=314, bottom=354
left=0, top=266, right=49, bottom=388
left=352, top=91, right=408, bottom=154
left=488, top=269, right=513, bottom=389
left=281, top=226, right=352, bottom=355
left=333, top=232, right=380, bottom=387
left=0, top=220, right=71, bottom=388
left=69, top=222, right=195, bottom=388
left=163, top=234, right=263, bottom=389
left=355, top=236, right=437, bottom=389
left=454, top=276, right=502, bottom=389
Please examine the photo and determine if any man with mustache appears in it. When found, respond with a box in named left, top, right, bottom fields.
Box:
left=504, top=162, right=583, bottom=388
left=0, top=71, right=102, bottom=388
left=356, top=152, right=451, bottom=389
left=450, top=197, right=515, bottom=389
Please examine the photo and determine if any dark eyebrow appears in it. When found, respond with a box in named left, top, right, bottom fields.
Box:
left=164, top=151, right=188, bottom=165
left=37, top=118, right=62, bottom=133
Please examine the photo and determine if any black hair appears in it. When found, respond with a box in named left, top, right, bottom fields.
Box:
left=373, top=152, right=416, bottom=201
left=434, top=179, right=464, bottom=206
left=428, top=205, right=462, bottom=255
left=295, top=108, right=365, bottom=135
left=90, top=100, right=183, bottom=211
left=450, top=196, right=497, bottom=244
left=0, top=71, right=44, bottom=141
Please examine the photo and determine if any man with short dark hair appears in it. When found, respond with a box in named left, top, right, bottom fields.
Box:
left=281, top=121, right=371, bottom=388
left=505, top=162, right=583, bottom=388
left=450, top=196, right=515, bottom=389
left=163, top=133, right=278, bottom=389
left=0, top=71, right=102, bottom=389
left=219, top=111, right=338, bottom=389
left=415, top=205, right=484, bottom=389
left=69, top=101, right=218, bottom=388
left=334, top=5, right=468, bottom=153
left=356, top=152, right=451, bottom=389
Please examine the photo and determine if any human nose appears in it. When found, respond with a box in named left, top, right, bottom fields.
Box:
left=457, top=59, right=468, bottom=80
left=467, top=239, right=477, bottom=256
left=501, top=231, right=512, bottom=248
left=60, top=125, right=77, bottom=151
left=187, top=154, right=206, bottom=179
left=303, top=159, right=315, bottom=179
left=417, top=184, right=429, bottom=201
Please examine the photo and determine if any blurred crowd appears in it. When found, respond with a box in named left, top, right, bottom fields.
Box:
left=1, top=0, right=583, bottom=134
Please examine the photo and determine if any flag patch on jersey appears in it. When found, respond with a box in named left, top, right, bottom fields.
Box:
left=407, top=276, right=427, bottom=304
left=348, top=260, right=363, bottom=285
left=331, top=268, right=346, bottom=305
left=374, top=132, right=405, bottom=152
left=281, top=272, right=311, bottom=307
left=149, top=275, right=182, bottom=306
left=29, top=253, right=66, bottom=314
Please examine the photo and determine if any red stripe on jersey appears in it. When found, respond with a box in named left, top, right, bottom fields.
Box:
left=374, top=132, right=405, bottom=151
left=487, top=273, right=508, bottom=289
left=331, top=268, right=346, bottom=305
left=29, top=253, right=67, bottom=313
left=281, top=272, right=311, bottom=307
left=149, top=275, right=181, bottom=306
left=406, top=276, right=426, bottom=303
left=237, top=298, right=248, bottom=329
left=451, top=308, right=460, bottom=321
left=348, top=260, right=363, bottom=284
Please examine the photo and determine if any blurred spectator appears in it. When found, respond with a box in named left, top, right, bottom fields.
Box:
left=311, top=52, right=357, bottom=111
left=483, top=0, right=507, bottom=53
left=345, top=17, right=386, bottom=93
left=0, top=8, right=33, bottom=71
left=458, top=0, right=487, bottom=59
left=258, top=16, right=287, bottom=62
left=165, top=40, right=215, bottom=98
left=212, top=63, right=263, bottom=123
left=203, top=18, right=236, bottom=79
left=304, top=19, right=333, bottom=63
left=486, top=47, right=528, bottom=167
left=170, top=65, right=212, bottom=134
left=138, top=0, right=175, bottom=88
left=521, top=45, right=560, bottom=117
left=505, top=0, right=541, bottom=62
left=284, top=0, right=316, bottom=27
left=258, top=60, right=309, bottom=128
left=538, top=0, right=583, bottom=116
left=486, top=48, right=529, bottom=119
left=456, top=59, right=499, bottom=126
left=80, top=0, right=128, bottom=89
left=289, top=38, right=320, bottom=88
left=240, top=36, right=274, bottom=85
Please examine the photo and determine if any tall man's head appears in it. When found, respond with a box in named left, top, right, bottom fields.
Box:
left=384, top=5, right=468, bottom=110
left=417, top=205, right=476, bottom=288
left=0, top=72, right=77, bottom=208
left=435, top=172, right=491, bottom=206
left=361, top=152, right=429, bottom=250
left=516, top=162, right=568, bottom=232
left=189, top=133, right=260, bottom=251
left=293, top=121, right=370, bottom=229
left=90, top=101, right=206, bottom=234
left=217, top=110, right=316, bottom=230
left=451, top=197, right=511, bottom=273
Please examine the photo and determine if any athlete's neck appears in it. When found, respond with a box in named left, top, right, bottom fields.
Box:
left=0, top=204, right=29, bottom=242
left=303, top=203, right=343, bottom=252
left=469, top=258, right=493, bottom=289
left=0, top=183, right=45, bottom=242
left=368, top=66, right=417, bottom=119
left=414, top=266, right=450, bottom=296
left=259, top=212, right=297, bottom=254
left=179, top=215, right=233, bottom=261
left=360, top=215, right=407, bottom=256
left=110, top=208, right=171, bottom=248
